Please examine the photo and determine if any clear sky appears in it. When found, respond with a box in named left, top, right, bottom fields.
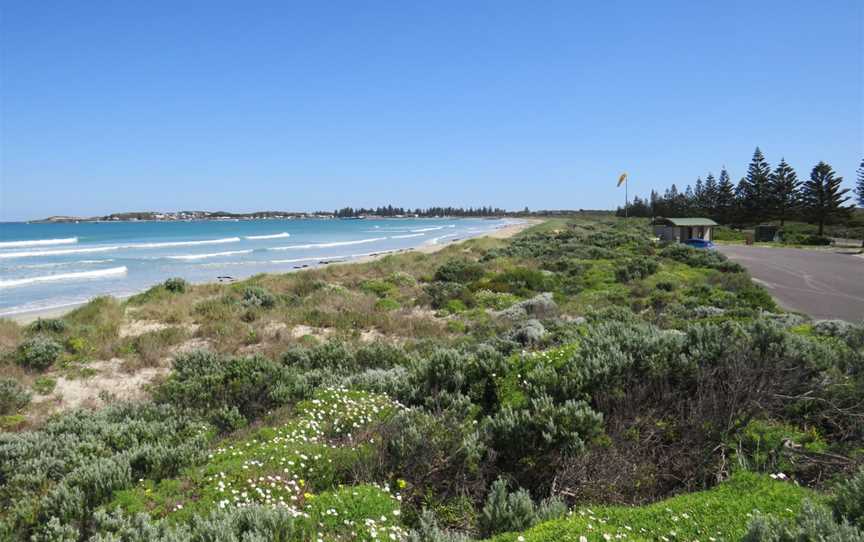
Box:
left=1, top=1, right=861, bottom=221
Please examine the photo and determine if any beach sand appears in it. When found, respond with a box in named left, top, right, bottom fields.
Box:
left=7, top=219, right=539, bottom=324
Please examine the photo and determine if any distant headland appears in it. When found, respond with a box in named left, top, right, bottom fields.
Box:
left=31, top=206, right=519, bottom=223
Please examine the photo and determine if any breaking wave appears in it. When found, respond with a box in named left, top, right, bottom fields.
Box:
left=128, top=237, right=241, bottom=248
left=0, top=246, right=120, bottom=259
left=244, top=232, right=291, bottom=240
left=269, top=237, right=387, bottom=250
left=428, top=234, right=458, bottom=245
left=8, top=259, right=115, bottom=270
left=0, top=266, right=128, bottom=289
left=0, top=237, right=242, bottom=259
left=390, top=233, right=425, bottom=239
left=410, top=226, right=444, bottom=232
left=166, top=250, right=253, bottom=261
left=0, top=237, right=78, bottom=249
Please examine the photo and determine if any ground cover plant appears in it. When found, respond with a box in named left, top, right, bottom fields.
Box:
left=0, top=215, right=862, bottom=541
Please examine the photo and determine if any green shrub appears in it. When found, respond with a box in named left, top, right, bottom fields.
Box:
left=424, top=281, right=471, bottom=309
left=480, top=478, right=536, bottom=536
left=434, top=259, right=485, bottom=284
left=483, top=394, right=603, bottom=472
left=211, top=405, right=248, bottom=434
left=380, top=406, right=484, bottom=501
left=479, top=478, right=567, bottom=537
left=281, top=339, right=406, bottom=375
left=445, top=299, right=467, bottom=314
left=16, top=336, right=62, bottom=370
left=614, top=256, right=659, bottom=282
left=0, top=378, right=31, bottom=415
left=65, top=336, right=89, bottom=355
left=241, top=285, right=276, bottom=309
left=732, top=419, right=827, bottom=474
left=27, top=318, right=67, bottom=334
left=834, top=467, right=864, bottom=528
left=408, top=509, right=472, bottom=542
left=483, top=268, right=550, bottom=296
left=782, top=232, right=833, bottom=246
left=0, top=402, right=207, bottom=539
left=446, top=319, right=467, bottom=333
left=713, top=226, right=747, bottom=241
left=375, top=298, right=401, bottom=311
left=155, top=350, right=295, bottom=421
left=163, top=277, right=188, bottom=293
left=362, top=279, right=396, bottom=298
left=656, top=280, right=676, bottom=292
left=32, top=376, right=57, bottom=395
left=661, top=243, right=744, bottom=272
left=128, top=326, right=187, bottom=365
left=744, top=501, right=862, bottom=542
left=388, top=271, right=417, bottom=286
left=498, top=293, right=558, bottom=320
left=475, top=289, right=519, bottom=310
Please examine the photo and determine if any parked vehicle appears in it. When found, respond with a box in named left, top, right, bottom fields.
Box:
left=683, top=238, right=715, bottom=250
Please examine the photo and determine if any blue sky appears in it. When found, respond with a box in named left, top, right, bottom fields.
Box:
left=1, top=1, right=861, bottom=221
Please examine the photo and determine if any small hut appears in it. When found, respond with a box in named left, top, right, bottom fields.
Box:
left=652, top=217, right=718, bottom=243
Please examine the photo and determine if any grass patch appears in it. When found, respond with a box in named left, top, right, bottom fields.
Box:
left=489, top=472, right=818, bottom=542
left=112, top=388, right=402, bottom=521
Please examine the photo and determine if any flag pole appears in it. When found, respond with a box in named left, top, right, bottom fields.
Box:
left=625, top=175, right=628, bottom=219
left=617, top=172, right=629, bottom=219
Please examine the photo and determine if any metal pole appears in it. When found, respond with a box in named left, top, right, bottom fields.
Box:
left=625, top=176, right=629, bottom=219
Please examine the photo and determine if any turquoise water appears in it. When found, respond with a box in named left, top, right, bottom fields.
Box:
left=0, top=218, right=517, bottom=317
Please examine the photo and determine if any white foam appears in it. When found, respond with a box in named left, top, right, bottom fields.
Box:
left=9, top=259, right=115, bottom=270
left=269, top=237, right=387, bottom=250
left=429, top=234, right=457, bottom=245
left=0, top=237, right=79, bottom=249
left=270, top=255, right=349, bottom=264
left=0, top=299, right=91, bottom=317
left=128, top=237, right=241, bottom=248
left=390, top=233, right=425, bottom=239
left=0, top=266, right=128, bottom=289
left=411, top=226, right=444, bottom=233
left=0, top=237, right=242, bottom=259
left=244, top=232, right=291, bottom=240
left=351, top=250, right=395, bottom=258
left=0, top=246, right=120, bottom=259
left=166, top=250, right=253, bottom=261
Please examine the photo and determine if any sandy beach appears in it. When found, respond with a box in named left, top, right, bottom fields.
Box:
left=7, top=219, right=539, bottom=324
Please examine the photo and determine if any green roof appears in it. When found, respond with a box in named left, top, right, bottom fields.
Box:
left=653, top=217, right=718, bottom=227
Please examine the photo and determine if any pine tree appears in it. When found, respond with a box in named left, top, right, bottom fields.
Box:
left=702, top=173, right=718, bottom=217
left=857, top=158, right=864, bottom=207
left=683, top=185, right=696, bottom=216
left=769, top=159, right=800, bottom=226
left=693, top=178, right=705, bottom=212
left=738, top=147, right=773, bottom=222
left=716, top=168, right=736, bottom=224
left=800, top=162, right=851, bottom=235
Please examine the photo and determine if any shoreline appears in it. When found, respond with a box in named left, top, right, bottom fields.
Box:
left=5, top=220, right=538, bottom=324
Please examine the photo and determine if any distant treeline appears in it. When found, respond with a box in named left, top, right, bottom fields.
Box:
left=619, top=149, right=864, bottom=234
left=330, top=205, right=510, bottom=218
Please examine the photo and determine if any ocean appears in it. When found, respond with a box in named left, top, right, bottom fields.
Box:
left=0, top=217, right=518, bottom=317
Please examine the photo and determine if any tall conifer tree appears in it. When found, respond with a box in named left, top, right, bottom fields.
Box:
left=857, top=158, right=864, bottom=207
left=716, top=168, right=736, bottom=224
left=739, top=147, right=772, bottom=221
left=769, top=159, right=800, bottom=226
left=800, top=162, right=851, bottom=235
left=703, top=173, right=718, bottom=217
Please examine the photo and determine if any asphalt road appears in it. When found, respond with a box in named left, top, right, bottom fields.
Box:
left=717, top=245, right=864, bottom=322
